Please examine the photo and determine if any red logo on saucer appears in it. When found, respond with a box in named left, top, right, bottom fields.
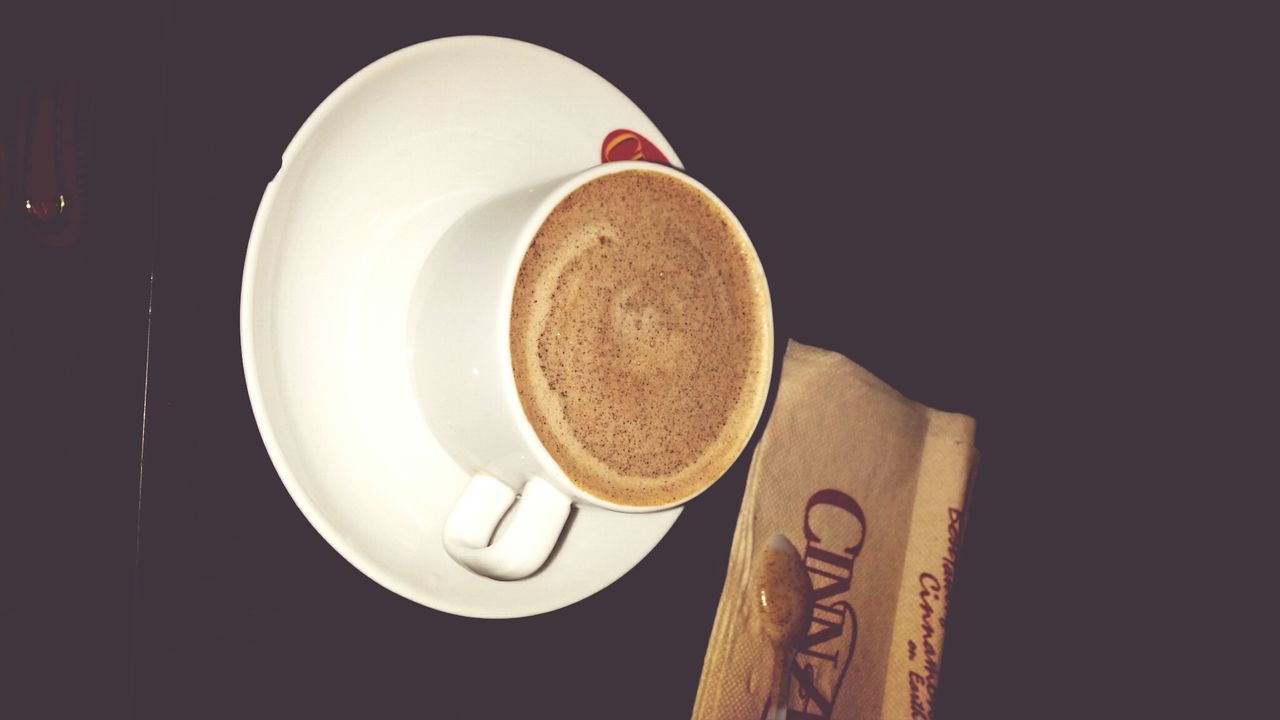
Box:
left=601, top=129, right=670, bottom=165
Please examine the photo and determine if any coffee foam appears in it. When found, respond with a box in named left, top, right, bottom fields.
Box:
left=509, top=169, right=767, bottom=506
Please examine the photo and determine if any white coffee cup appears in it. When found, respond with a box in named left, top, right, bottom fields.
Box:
left=412, top=160, right=772, bottom=580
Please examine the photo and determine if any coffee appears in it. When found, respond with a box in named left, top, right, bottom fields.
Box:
left=509, top=169, right=769, bottom=506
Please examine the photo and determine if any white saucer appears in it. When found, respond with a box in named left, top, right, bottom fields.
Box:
left=241, top=36, right=684, bottom=618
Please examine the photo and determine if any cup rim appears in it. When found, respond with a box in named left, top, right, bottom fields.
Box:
left=497, top=160, right=775, bottom=513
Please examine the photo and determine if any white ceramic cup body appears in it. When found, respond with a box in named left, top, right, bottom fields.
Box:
left=412, top=160, right=772, bottom=580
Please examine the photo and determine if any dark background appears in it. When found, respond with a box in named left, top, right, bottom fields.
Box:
left=1, top=3, right=1265, bottom=718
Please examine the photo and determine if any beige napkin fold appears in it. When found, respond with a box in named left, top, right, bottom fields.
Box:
left=692, top=340, right=978, bottom=720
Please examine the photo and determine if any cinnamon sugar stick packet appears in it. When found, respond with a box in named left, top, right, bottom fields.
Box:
left=692, top=341, right=978, bottom=720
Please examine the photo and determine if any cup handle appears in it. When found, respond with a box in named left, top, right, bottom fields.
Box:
left=442, top=474, right=572, bottom=581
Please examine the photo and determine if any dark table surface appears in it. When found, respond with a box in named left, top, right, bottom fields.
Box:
left=3, top=4, right=1263, bottom=719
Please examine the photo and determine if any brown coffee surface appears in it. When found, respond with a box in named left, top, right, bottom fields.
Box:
left=509, top=169, right=768, bottom=506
